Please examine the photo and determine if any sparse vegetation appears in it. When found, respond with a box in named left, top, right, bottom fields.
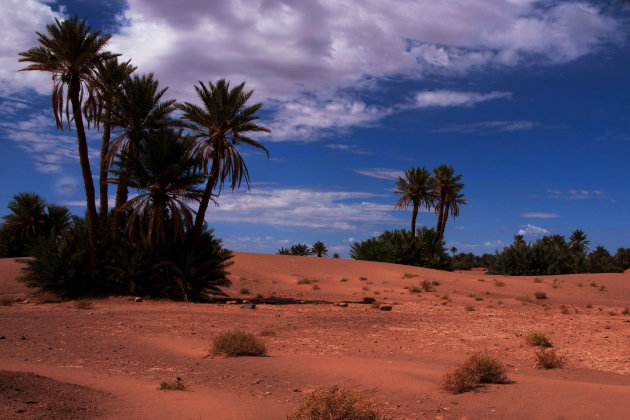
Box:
left=340, top=278, right=348, bottom=282
left=533, top=348, right=565, bottom=369
left=73, top=299, right=93, bottom=309
left=359, top=277, right=368, bottom=281
left=590, top=282, right=597, bottom=287
left=408, top=286, right=421, bottom=293
left=212, top=331, right=267, bottom=357
left=362, top=297, right=376, bottom=304
left=560, top=304, right=570, bottom=314
left=158, top=377, right=186, bottom=391
left=260, top=328, right=277, bottom=337
left=431, top=280, right=440, bottom=286
left=533, top=278, right=543, bottom=283
left=288, top=385, right=386, bottom=420
left=312, top=284, right=320, bottom=290
left=239, top=288, right=250, bottom=294
left=494, top=279, right=505, bottom=287
left=525, top=331, right=553, bottom=347
left=297, top=278, right=312, bottom=285
left=403, top=272, right=418, bottom=279
left=534, top=291, right=547, bottom=300
left=623, top=307, right=629, bottom=315
left=421, top=279, right=432, bottom=292
left=441, top=352, right=508, bottom=394
left=465, top=305, right=475, bottom=312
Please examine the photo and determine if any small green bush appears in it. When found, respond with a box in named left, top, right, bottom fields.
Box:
left=288, top=385, right=386, bottom=420
left=212, top=331, right=267, bottom=357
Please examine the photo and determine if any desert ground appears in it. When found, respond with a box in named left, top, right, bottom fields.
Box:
left=1, top=252, right=629, bottom=419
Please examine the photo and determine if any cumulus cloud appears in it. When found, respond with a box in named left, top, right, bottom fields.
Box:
left=520, top=212, right=559, bottom=219
left=0, top=0, right=623, bottom=143
left=354, top=168, right=403, bottom=180
left=208, top=188, right=402, bottom=231
left=518, top=224, right=550, bottom=236
left=483, top=240, right=504, bottom=248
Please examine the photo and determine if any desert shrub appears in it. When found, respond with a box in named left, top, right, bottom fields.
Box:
left=403, top=272, right=418, bottom=279
left=359, top=276, right=367, bottom=281
left=212, top=331, right=267, bottom=357
left=73, top=299, right=93, bottom=309
left=333, top=253, right=340, bottom=259
left=350, top=228, right=450, bottom=270
left=559, top=305, right=570, bottom=314
left=158, top=378, right=186, bottom=391
left=312, top=284, right=321, bottom=290
left=362, top=297, right=376, bottom=304
left=441, top=352, right=508, bottom=394
left=465, top=305, right=475, bottom=312
left=533, top=348, right=565, bottom=369
left=533, top=278, right=543, bottom=283
left=297, top=278, right=312, bottom=285
left=494, top=279, right=505, bottom=287
left=534, top=291, right=547, bottom=300
left=623, top=307, right=629, bottom=315
left=239, top=288, right=250, bottom=294
left=420, top=279, right=432, bottom=292
left=525, top=331, right=553, bottom=347
left=408, top=286, right=421, bottom=293
left=431, top=280, right=440, bottom=286
left=260, top=328, right=276, bottom=337
left=340, top=278, right=348, bottom=282
left=277, top=243, right=312, bottom=256
left=288, top=385, right=386, bottom=420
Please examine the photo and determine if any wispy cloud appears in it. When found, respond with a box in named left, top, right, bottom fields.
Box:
left=437, top=120, right=545, bottom=133
left=520, top=212, right=559, bottom=219
left=518, top=224, right=549, bottom=237
left=534, top=189, right=614, bottom=202
left=353, top=168, right=403, bottom=180
left=325, top=144, right=372, bottom=155
left=208, top=188, right=402, bottom=231
left=414, top=90, right=511, bottom=108
left=483, top=240, right=504, bottom=248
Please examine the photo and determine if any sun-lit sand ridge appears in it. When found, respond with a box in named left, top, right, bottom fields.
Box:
left=1, top=253, right=630, bottom=419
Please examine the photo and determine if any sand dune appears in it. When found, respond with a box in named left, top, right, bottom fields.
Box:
left=1, top=253, right=629, bottom=419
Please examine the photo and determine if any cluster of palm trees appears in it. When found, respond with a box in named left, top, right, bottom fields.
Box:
left=277, top=241, right=328, bottom=257
left=18, top=16, right=270, bottom=262
left=394, top=165, right=465, bottom=243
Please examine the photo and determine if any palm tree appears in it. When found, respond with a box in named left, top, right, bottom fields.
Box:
left=108, top=73, right=176, bottom=230
left=111, top=127, right=205, bottom=249
left=432, top=164, right=466, bottom=244
left=45, top=203, right=72, bottom=237
left=450, top=246, right=457, bottom=257
left=311, top=241, right=328, bottom=257
left=84, top=57, right=136, bottom=223
left=569, top=229, right=589, bottom=255
left=2, top=193, right=48, bottom=246
left=394, top=167, right=434, bottom=239
left=18, top=16, right=116, bottom=262
left=177, top=79, right=271, bottom=246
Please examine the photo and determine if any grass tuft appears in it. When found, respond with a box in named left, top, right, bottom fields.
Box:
left=408, top=286, right=421, bottom=294
left=158, top=377, right=186, bottom=391
left=288, top=385, right=386, bottom=420
left=212, top=330, right=267, bottom=357
left=340, top=278, right=348, bottom=282
left=525, top=331, right=553, bottom=347
left=359, top=277, right=368, bottom=281
left=533, top=348, right=565, bottom=369
left=440, top=352, right=508, bottom=394
left=297, top=278, right=312, bottom=285
left=534, top=291, right=547, bottom=300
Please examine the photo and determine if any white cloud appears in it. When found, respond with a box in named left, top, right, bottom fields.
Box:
left=537, top=189, right=614, bottom=201
left=518, top=224, right=550, bottom=236
left=1, top=1, right=623, bottom=144
left=354, top=168, right=403, bottom=180
left=437, top=120, right=544, bottom=133
left=221, top=235, right=291, bottom=253
left=325, top=144, right=372, bottom=155
left=414, top=91, right=511, bottom=108
left=483, top=240, right=504, bottom=248
left=520, top=212, right=559, bottom=219
left=208, top=188, right=401, bottom=231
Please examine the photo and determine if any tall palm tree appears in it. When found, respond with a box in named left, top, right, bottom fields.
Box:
left=2, top=193, right=48, bottom=245
left=45, top=203, right=72, bottom=237
left=432, top=164, right=466, bottom=244
left=84, top=58, right=136, bottom=223
left=178, top=79, right=270, bottom=246
left=311, top=241, right=328, bottom=257
left=111, top=127, right=205, bottom=249
left=108, top=73, right=176, bottom=230
left=450, top=246, right=457, bottom=257
left=18, top=16, right=116, bottom=262
left=394, top=167, right=434, bottom=239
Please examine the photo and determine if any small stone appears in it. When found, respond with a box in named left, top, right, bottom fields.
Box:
left=134, top=297, right=143, bottom=302
left=379, top=304, right=392, bottom=311
left=241, top=303, right=256, bottom=309
left=22, top=300, right=29, bottom=304
left=226, top=300, right=237, bottom=305
left=336, top=302, right=348, bottom=307
left=292, top=388, right=301, bottom=392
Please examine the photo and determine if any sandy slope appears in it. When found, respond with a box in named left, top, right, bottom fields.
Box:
left=1, top=253, right=629, bottom=419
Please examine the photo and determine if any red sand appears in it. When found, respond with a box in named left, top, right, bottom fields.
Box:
left=1, top=253, right=629, bottom=419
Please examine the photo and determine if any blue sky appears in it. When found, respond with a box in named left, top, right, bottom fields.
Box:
left=1, top=0, right=629, bottom=257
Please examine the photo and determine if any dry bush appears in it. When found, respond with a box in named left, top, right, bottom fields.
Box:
left=533, top=278, right=543, bottom=283
left=288, top=385, right=386, bottom=420
left=359, top=277, right=368, bottom=281
left=533, top=348, right=565, bottom=369
left=403, top=273, right=418, bottom=279
left=0, top=296, right=13, bottom=306
left=212, top=331, right=267, bottom=357
left=73, top=300, right=93, bottom=310
left=432, top=280, right=440, bottom=286
left=599, top=285, right=606, bottom=292
left=589, top=281, right=597, bottom=287
left=623, top=307, right=629, bottom=315
left=312, top=284, right=321, bottom=290
left=560, top=304, right=570, bottom=315
left=297, top=278, right=312, bottom=285
left=158, top=377, right=186, bottom=391
left=525, top=331, right=553, bottom=347
left=362, top=297, right=376, bottom=304
left=465, top=306, right=475, bottom=312
left=478, top=278, right=485, bottom=282
left=420, top=279, right=432, bottom=292
left=239, top=288, right=250, bottom=294
left=534, top=291, right=547, bottom=300
left=340, top=278, right=348, bottom=282
left=494, top=279, right=505, bottom=287
left=441, top=352, right=508, bottom=394
left=408, top=286, right=421, bottom=294
left=586, top=303, right=593, bottom=308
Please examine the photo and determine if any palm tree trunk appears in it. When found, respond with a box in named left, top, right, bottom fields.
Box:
left=98, top=116, right=111, bottom=223
left=69, top=79, right=98, bottom=264
left=410, top=200, right=418, bottom=239
left=110, top=164, right=130, bottom=234
left=190, top=156, right=219, bottom=247
left=435, top=201, right=444, bottom=244
left=437, top=203, right=450, bottom=244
